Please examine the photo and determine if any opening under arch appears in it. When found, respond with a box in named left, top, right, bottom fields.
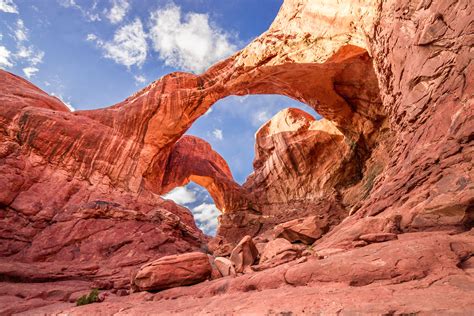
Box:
left=162, top=94, right=323, bottom=236
left=186, top=94, right=321, bottom=184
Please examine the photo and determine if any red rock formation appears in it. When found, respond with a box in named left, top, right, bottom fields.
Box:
left=25, top=231, right=474, bottom=315
left=214, top=257, right=235, bottom=277
left=0, top=70, right=207, bottom=311
left=246, top=109, right=350, bottom=205
left=311, top=0, right=474, bottom=252
left=212, top=108, right=353, bottom=250
left=258, top=238, right=301, bottom=267
left=160, top=135, right=251, bottom=213
left=273, top=215, right=328, bottom=245
left=0, top=0, right=473, bottom=313
left=131, top=252, right=211, bottom=291
left=229, top=235, right=258, bottom=273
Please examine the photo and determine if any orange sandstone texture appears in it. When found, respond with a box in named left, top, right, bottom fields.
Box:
left=0, top=0, right=473, bottom=314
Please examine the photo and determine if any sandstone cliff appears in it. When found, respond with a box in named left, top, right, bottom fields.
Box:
left=0, top=0, right=473, bottom=314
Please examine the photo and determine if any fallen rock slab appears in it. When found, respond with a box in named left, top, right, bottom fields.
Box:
left=274, top=216, right=328, bottom=244
left=214, top=257, right=236, bottom=277
left=132, top=252, right=211, bottom=291
left=230, top=236, right=259, bottom=273
left=260, top=238, right=301, bottom=265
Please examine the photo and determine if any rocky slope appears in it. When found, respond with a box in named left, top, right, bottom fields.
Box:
left=0, top=0, right=473, bottom=314
left=0, top=71, right=208, bottom=312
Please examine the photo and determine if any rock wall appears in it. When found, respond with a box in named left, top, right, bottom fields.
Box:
left=0, top=0, right=473, bottom=313
left=311, top=0, right=473, bottom=250
left=0, top=72, right=206, bottom=292
left=361, top=0, right=474, bottom=230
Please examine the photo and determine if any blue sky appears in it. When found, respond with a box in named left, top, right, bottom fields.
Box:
left=0, top=0, right=318, bottom=235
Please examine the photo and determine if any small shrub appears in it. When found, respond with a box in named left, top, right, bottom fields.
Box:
left=76, top=288, right=99, bottom=306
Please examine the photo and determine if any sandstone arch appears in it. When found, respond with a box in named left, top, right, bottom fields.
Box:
left=160, top=135, right=253, bottom=213
left=0, top=0, right=389, bottom=255
left=1, top=1, right=472, bottom=310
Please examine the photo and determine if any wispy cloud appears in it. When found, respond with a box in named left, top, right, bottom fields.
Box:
left=51, top=92, right=75, bottom=111
left=0, top=19, right=44, bottom=73
left=253, top=110, right=271, bottom=125
left=16, top=45, right=44, bottom=66
left=93, top=18, right=147, bottom=68
left=134, top=74, right=146, bottom=84
left=148, top=3, right=237, bottom=73
left=162, top=186, right=197, bottom=205
left=22, top=66, right=38, bottom=78
left=58, top=0, right=100, bottom=22
left=0, top=0, right=18, bottom=14
left=13, top=19, right=28, bottom=42
left=212, top=128, right=223, bottom=140
left=106, top=0, right=130, bottom=24
left=0, top=46, right=13, bottom=68
left=86, top=33, right=98, bottom=42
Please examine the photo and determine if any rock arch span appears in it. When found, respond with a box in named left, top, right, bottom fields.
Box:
left=1, top=0, right=472, bottom=311
left=0, top=0, right=388, bottom=259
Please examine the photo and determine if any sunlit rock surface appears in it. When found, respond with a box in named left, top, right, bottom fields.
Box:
left=0, top=0, right=473, bottom=314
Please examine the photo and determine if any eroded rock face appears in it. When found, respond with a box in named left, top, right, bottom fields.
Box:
left=0, top=0, right=473, bottom=313
left=258, top=238, right=301, bottom=267
left=131, top=252, right=212, bottom=291
left=247, top=109, right=350, bottom=207
left=273, top=215, right=329, bottom=245
left=0, top=70, right=207, bottom=306
left=160, top=135, right=251, bottom=213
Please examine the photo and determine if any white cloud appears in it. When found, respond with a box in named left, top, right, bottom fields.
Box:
left=100, top=18, right=147, bottom=68
left=14, top=19, right=28, bottom=42
left=134, top=74, right=146, bottom=84
left=148, top=3, right=237, bottom=73
left=0, top=46, right=13, bottom=68
left=51, top=92, right=75, bottom=111
left=1, top=19, right=45, bottom=72
left=162, top=186, right=196, bottom=205
left=106, top=0, right=130, bottom=24
left=86, top=33, right=104, bottom=46
left=191, top=203, right=220, bottom=235
left=16, top=45, right=44, bottom=65
left=22, top=66, right=38, bottom=78
left=86, top=33, right=98, bottom=41
left=212, top=128, right=223, bottom=140
left=0, top=0, right=18, bottom=13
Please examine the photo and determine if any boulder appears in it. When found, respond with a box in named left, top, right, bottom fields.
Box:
left=230, top=236, right=259, bottom=273
left=274, top=216, right=328, bottom=244
left=259, top=238, right=301, bottom=266
left=132, top=252, right=211, bottom=291
left=208, top=255, right=224, bottom=280
left=214, top=257, right=236, bottom=277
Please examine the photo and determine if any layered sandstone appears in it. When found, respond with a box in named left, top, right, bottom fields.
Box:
left=23, top=231, right=474, bottom=315
left=0, top=0, right=473, bottom=314
left=160, top=135, right=251, bottom=213
left=0, top=71, right=208, bottom=313
left=131, top=252, right=211, bottom=291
